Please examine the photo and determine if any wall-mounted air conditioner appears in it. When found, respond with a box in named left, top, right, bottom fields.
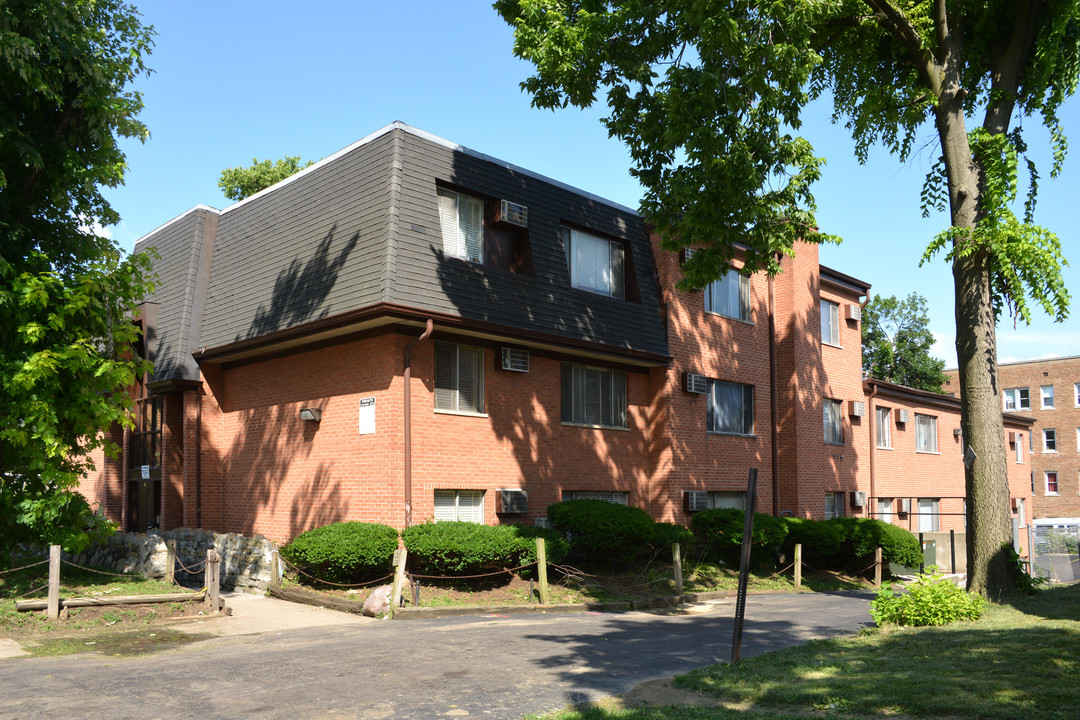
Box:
left=900, top=498, right=911, bottom=514
left=897, top=409, right=910, bottom=423
left=684, top=491, right=709, bottom=513
left=1008, top=431, right=1016, bottom=444
left=684, top=372, right=708, bottom=394
left=501, top=347, right=530, bottom=373
left=498, top=489, right=528, bottom=514
left=851, top=491, right=866, bottom=508
left=849, top=400, right=866, bottom=418
left=953, top=427, right=963, bottom=437
left=847, top=304, right=862, bottom=322
left=495, top=199, right=528, bottom=228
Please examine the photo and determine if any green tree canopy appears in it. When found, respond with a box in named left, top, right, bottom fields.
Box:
left=862, top=293, right=947, bottom=392
left=218, top=156, right=314, bottom=202
left=496, top=0, right=1077, bottom=597
left=0, top=0, right=155, bottom=551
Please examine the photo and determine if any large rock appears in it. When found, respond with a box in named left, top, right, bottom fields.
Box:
left=362, top=581, right=410, bottom=617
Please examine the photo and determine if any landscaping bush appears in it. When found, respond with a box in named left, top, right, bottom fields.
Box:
left=692, top=508, right=789, bottom=556
left=546, top=499, right=655, bottom=562
left=280, top=521, right=399, bottom=583
left=650, top=521, right=694, bottom=550
left=782, top=517, right=845, bottom=566
left=403, top=521, right=569, bottom=576
left=834, top=517, right=923, bottom=569
left=870, top=569, right=987, bottom=626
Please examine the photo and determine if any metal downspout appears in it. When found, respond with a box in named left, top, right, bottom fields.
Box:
left=403, top=320, right=434, bottom=528
left=195, top=386, right=202, bottom=528
left=867, top=381, right=879, bottom=519
left=769, top=271, right=780, bottom=517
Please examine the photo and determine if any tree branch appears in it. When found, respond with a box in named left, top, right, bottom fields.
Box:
left=984, top=0, right=1044, bottom=134
left=863, top=0, right=943, bottom=97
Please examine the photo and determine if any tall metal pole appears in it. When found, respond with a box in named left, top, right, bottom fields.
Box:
left=731, top=468, right=758, bottom=665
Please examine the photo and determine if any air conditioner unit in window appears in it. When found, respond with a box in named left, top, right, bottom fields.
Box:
left=497, top=489, right=528, bottom=514
left=1011, top=498, right=1020, bottom=512
left=684, top=491, right=709, bottom=513
left=900, top=498, right=911, bottom=514
left=849, top=400, right=866, bottom=417
left=954, top=427, right=963, bottom=437
left=684, top=372, right=708, bottom=394
left=847, top=303, right=862, bottom=322
left=534, top=517, right=551, bottom=528
left=897, top=409, right=910, bottom=423
left=851, top=491, right=867, bottom=508
left=1008, top=431, right=1016, bottom=444
left=495, top=199, right=528, bottom=228
left=501, top=347, right=530, bottom=373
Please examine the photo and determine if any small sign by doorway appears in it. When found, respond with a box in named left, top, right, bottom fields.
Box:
left=358, top=396, right=376, bottom=435
left=140, top=465, right=150, bottom=480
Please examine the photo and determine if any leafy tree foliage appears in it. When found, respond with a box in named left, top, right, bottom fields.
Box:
left=862, top=293, right=947, bottom=392
left=218, top=156, right=314, bottom=202
left=497, top=0, right=1077, bottom=598
left=0, top=0, right=155, bottom=551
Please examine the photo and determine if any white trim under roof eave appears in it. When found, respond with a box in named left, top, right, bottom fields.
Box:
left=133, top=204, right=220, bottom=252
left=216, top=121, right=641, bottom=218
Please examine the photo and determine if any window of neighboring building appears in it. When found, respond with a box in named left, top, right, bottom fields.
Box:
left=1076, top=427, right=1080, bottom=452
left=434, top=341, right=485, bottom=414
left=1046, top=471, right=1059, bottom=495
left=1074, top=382, right=1080, bottom=407
left=1003, top=387, right=1030, bottom=411
left=877, top=497, right=893, bottom=524
left=437, top=188, right=483, bottom=263
left=1044, top=428, right=1057, bottom=452
left=1015, top=497, right=1026, bottom=527
left=565, top=228, right=625, bottom=299
left=132, top=395, right=163, bottom=469
left=707, top=379, right=754, bottom=436
left=705, top=269, right=751, bottom=321
left=916, top=414, right=938, bottom=453
left=708, top=491, right=746, bottom=510
left=918, top=498, right=940, bottom=532
left=1041, top=384, right=1055, bottom=409
left=825, top=491, right=845, bottom=520
left=876, top=407, right=892, bottom=449
left=561, top=490, right=629, bottom=505
left=820, top=300, right=840, bottom=346
left=561, top=363, right=628, bottom=428
left=824, top=399, right=843, bottom=444
left=433, top=489, right=484, bottom=522
left=1016, top=435, right=1024, bottom=464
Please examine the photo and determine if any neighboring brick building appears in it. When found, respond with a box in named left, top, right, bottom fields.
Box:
left=945, top=356, right=1080, bottom=519
left=81, top=123, right=1033, bottom=557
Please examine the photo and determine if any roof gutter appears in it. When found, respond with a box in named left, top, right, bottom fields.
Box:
left=403, top=319, right=434, bottom=528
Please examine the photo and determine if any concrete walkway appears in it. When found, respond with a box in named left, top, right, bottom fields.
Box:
left=173, top=591, right=374, bottom=636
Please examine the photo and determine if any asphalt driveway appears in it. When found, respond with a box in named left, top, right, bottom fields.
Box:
left=0, top=590, right=874, bottom=719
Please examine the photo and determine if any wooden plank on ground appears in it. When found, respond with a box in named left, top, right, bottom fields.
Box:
left=267, top=584, right=367, bottom=614
left=15, top=590, right=205, bottom=612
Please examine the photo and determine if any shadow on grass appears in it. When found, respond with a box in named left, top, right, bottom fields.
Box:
left=1004, top=583, right=1080, bottom=622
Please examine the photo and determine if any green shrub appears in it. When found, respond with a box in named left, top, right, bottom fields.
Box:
left=870, top=569, right=987, bottom=626
left=280, top=521, right=399, bottom=583
left=546, top=499, right=655, bottom=561
left=402, top=521, right=569, bottom=576
left=783, top=517, right=845, bottom=565
left=692, top=508, right=789, bottom=551
left=833, top=517, right=923, bottom=569
left=650, top=521, right=694, bottom=549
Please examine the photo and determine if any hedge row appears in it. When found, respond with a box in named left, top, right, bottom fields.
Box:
left=402, top=521, right=569, bottom=575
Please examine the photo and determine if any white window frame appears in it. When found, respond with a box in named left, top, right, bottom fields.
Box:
left=876, top=407, right=892, bottom=449
left=565, top=228, right=625, bottom=299
left=1074, top=382, right=1080, bottom=407
left=562, top=490, right=629, bottom=505
left=1003, top=387, right=1030, bottom=411
left=434, top=341, right=485, bottom=415
left=1045, top=471, right=1059, bottom=495
left=1041, top=384, right=1055, bottom=409
left=705, top=269, right=751, bottom=321
left=820, top=299, right=840, bottom=346
left=877, top=497, right=893, bottom=524
left=824, top=399, right=843, bottom=445
left=1017, top=435, right=1024, bottom=464
left=1044, top=428, right=1057, bottom=453
left=825, top=491, right=845, bottom=520
left=707, top=379, right=754, bottom=436
left=433, top=489, right=485, bottom=523
left=915, top=414, right=938, bottom=453
left=561, top=363, right=628, bottom=428
left=917, top=498, right=940, bottom=532
left=437, top=188, right=483, bottom=263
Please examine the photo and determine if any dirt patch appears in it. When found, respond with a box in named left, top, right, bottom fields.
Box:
left=3, top=600, right=211, bottom=639
left=600, top=678, right=729, bottom=710
left=24, top=627, right=215, bottom=657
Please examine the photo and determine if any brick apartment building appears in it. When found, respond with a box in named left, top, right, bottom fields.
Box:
left=82, top=123, right=1033, bottom=556
left=946, top=356, right=1080, bottom=519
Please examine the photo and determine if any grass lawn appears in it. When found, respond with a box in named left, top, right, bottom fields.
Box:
left=529, top=583, right=1080, bottom=720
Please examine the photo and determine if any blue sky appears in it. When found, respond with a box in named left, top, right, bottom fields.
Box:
left=104, top=1, right=1079, bottom=367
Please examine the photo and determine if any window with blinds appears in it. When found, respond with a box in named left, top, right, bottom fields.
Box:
left=434, top=342, right=484, bottom=414
left=437, top=188, right=483, bottom=262
left=433, top=489, right=484, bottom=522
left=560, top=363, right=628, bottom=428
left=823, top=398, right=843, bottom=444
left=564, top=227, right=625, bottom=299
left=706, top=379, right=754, bottom=435
left=705, top=269, right=751, bottom=321
left=561, top=490, right=629, bottom=505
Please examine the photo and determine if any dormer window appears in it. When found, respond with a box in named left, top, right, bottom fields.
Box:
left=565, top=227, right=625, bottom=299
left=437, top=188, right=483, bottom=262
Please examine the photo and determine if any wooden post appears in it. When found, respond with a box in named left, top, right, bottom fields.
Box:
left=206, top=548, right=220, bottom=611
left=672, top=542, right=684, bottom=596
left=536, top=537, right=550, bottom=605
left=165, top=539, right=177, bottom=585
left=269, top=548, right=281, bottom=589
left=874, top=547, right=883, bottom=588
left=389, top=547, right=408, bottom=619
left=794, top=543, right=802, bottom=591
left=47, top=545, right=61, bottom=621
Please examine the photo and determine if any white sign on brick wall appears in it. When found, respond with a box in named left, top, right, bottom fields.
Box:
left=358, top=396, right=376, bottom=435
